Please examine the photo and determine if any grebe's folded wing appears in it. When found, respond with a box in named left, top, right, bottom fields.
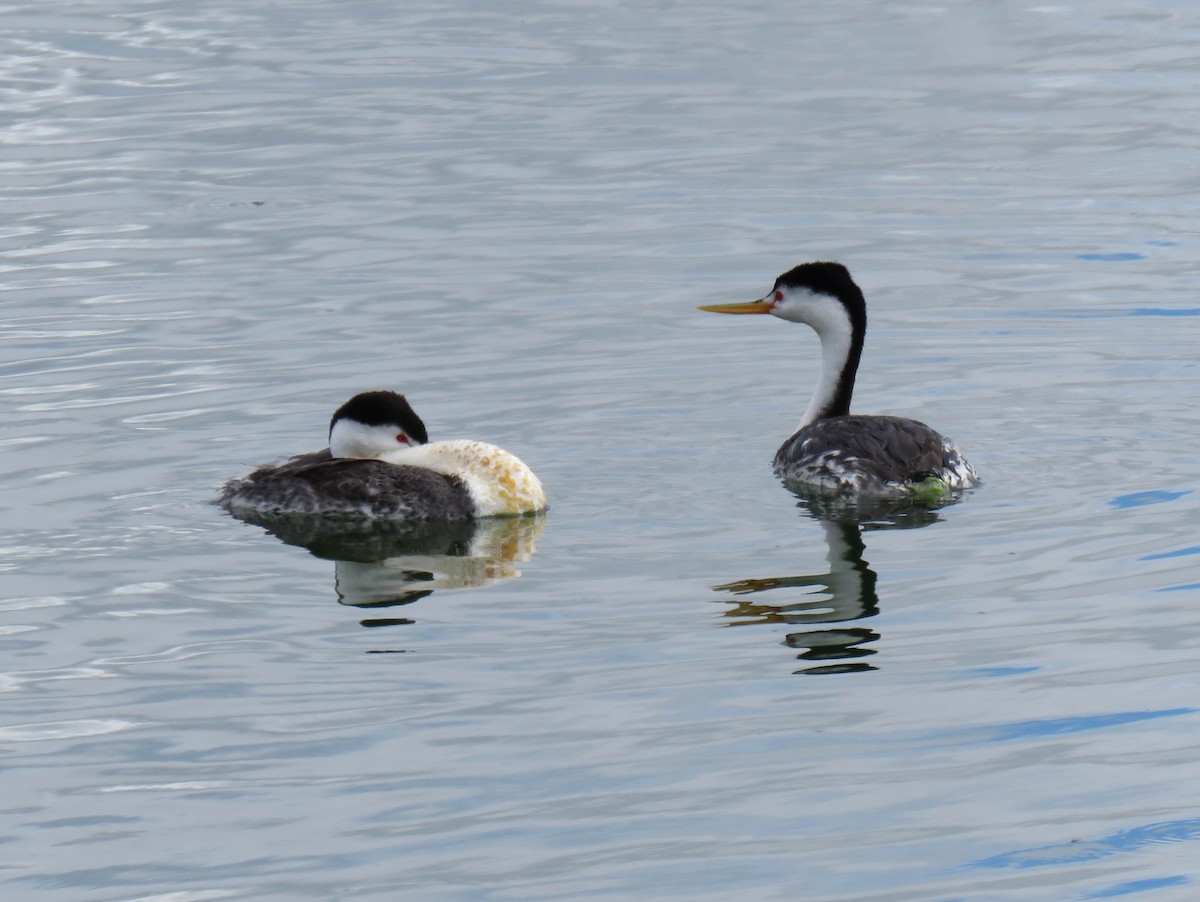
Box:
left=224, top=456, right=475, bottom=520
left=776, top=415, right=962, bottom=485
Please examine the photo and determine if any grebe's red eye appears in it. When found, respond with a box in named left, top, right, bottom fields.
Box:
left=774, top=291, right=783, bottom=302
left=396, top=434, right=409, bottom=444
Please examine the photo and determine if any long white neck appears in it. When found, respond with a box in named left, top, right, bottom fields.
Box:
left=798, top=320, right=855, bottom=429
left=793, top=301, right=861, bottom=431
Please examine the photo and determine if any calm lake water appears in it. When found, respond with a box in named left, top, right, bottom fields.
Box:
left=4, top=1, right=1200, bottom=899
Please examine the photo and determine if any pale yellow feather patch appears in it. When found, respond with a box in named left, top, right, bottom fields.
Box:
left=382, top=440, right=546, bottom=517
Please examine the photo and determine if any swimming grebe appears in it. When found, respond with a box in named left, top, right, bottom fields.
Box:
left=220, top=391, right=546, bottom=519
left=698, top=262, right=978, bottom=499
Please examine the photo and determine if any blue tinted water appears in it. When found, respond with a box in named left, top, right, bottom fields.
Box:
left=3, top=1, right=1200, bottom=899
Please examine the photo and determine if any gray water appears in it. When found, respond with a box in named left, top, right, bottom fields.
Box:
left=4, top=1, right=1200, bottom=899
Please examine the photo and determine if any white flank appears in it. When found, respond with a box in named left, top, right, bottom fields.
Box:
left=382, top=440, right=546, bottom=516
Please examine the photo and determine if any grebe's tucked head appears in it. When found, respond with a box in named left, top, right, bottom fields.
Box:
left=329, top=391, right=429, bottom=459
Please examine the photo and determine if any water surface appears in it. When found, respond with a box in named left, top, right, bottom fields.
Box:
left=3, top=1, right=1200, bottom=899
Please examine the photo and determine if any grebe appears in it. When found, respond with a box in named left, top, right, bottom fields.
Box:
left=220, top=390, right=546, bottom=520
left=698, top=262, right=977, bottom=499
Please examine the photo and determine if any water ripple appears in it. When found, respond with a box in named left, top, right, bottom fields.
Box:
left=0, top=718, right=138, bottom=742
left=971, top=818, right=1200, bottom=870
left=4, top=1, right=1200, bottom=900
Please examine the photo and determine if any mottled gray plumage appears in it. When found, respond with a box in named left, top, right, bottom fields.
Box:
left=220, top=448, right=476, bottom=520
left=774, top=414, right=974, bottom=497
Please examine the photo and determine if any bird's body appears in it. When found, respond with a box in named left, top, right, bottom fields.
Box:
left=220, top=391, right=545, bottom=520
left=699, top=262, right=977, bottom=500
left=773, top=414, right=976, bottom=498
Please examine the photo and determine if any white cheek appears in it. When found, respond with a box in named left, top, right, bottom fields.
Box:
left=331, top=420, right=413, bottom=459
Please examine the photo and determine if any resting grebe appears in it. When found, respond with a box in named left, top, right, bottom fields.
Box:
left=698, top=262, right=977, bottom=499
left=220, top=390, right=546, bottom=519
